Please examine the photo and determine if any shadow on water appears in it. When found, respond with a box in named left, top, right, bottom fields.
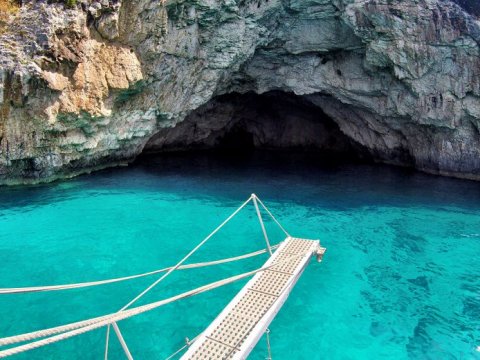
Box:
left=2, top=150, right=480, bottom=212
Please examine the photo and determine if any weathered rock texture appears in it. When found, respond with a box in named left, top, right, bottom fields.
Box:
left=1, top=0, right=480, bottom=183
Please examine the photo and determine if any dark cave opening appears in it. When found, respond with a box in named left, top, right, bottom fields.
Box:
left=142, top=91, right=370, bottom=162
left=216, top=125, right=255, bottom=150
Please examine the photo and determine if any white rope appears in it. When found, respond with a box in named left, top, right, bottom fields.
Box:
left=153, top=195, right=287, bottom=360
left=102, top=196, right=253, bottom=357
left=0, top=271, right=254, bottom=358
left=0, top=248, right=294, bottom=347
left=254, top=196, right=291, bottom=237
left=101, top=196, right=252, bottom=360
left=104, top=194, right=259, bottom=359
left=0, top=195, right=293, bottom=359
left=0, top=196, right=256, bottom=351
left=118, top=195, right=253, bottom=312
left=0, top=245, right=278, bottom=295
left=92, top=195, right=252, bottom=359
left=0, top=196, right=285, bottom=296
left=0, top=253, right=304, bottom=358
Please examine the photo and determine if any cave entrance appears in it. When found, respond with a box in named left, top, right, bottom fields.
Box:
left=142, top=91, right=367, bottom=160
left=216, top=125, right=255, bottom=150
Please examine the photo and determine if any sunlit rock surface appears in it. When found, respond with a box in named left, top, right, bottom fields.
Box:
left=1, top=0, right=480, bottom=183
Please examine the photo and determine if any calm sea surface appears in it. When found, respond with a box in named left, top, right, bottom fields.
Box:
left=0, top=152, right=479, bottom=359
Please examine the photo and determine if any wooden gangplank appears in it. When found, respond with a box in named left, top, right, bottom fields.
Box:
left=181, top=237, right=325, bottom=360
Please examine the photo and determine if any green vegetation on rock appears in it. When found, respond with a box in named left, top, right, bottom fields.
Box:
left=115, top=80, right=146, bottom=106
left=64, top=0, right=77, bottom=9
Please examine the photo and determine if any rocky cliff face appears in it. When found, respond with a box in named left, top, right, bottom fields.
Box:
left=0, top=0, right=480, bottom=184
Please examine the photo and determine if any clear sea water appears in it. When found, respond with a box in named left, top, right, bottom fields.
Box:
left=0, top=152, right=479, bottom=360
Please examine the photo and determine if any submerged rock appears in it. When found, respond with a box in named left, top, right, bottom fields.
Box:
left=0, top=0, right=480, bottom=183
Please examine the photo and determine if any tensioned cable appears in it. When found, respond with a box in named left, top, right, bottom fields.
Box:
left=0, top=194, right=293, bottom=359
left=0, top=252, right=302, bottom=347
left=104, top=195, right=254, bottom=359
left=254, top=195, right=291, bottom=237
left=0, top=253, right=304, bottom=358
left=0, top=245, right=279, bottom=295
left=118, top=195, right=254, bottom=312
left=0, top=195, right=289, bottom=295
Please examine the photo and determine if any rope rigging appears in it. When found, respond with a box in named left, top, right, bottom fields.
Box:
left=0, top=245, right=279, bottom=295
left=0, top=194, right=293, bottom=359
left=104, top=195, right=255, bottom=359
left=0, top=194, right=285, bottom=295
left=0, top=253, right=303, bottom=358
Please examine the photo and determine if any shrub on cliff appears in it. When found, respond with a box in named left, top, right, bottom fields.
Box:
left=0, top=0, right=19, bottom=33
left=46, top=0, right=77, bottom=8
left=0, top=0, right=19, bottom=17
left=64, top=0, right=77, bottom=8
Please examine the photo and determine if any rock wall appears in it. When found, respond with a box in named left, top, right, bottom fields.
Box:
left=0, top=0, right=480, bottom=183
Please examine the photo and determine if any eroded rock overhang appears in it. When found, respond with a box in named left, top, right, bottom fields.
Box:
left=0, top=0, right=480, bottom=183
left=143, top=91, right=370, bottom=159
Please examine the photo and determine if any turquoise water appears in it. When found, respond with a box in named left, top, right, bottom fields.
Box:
left=0, top=152, right=479, bottom=359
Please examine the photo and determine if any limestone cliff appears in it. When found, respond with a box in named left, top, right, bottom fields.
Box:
left=0, top=0, right=480, bottom=184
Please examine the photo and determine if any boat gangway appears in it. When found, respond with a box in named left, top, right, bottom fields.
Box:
left=0, top=194, right=326, bottom=359
left=182, top=237, right=323, bottom=359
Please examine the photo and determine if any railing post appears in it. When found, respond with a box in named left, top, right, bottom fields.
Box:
left=112, top=322, right=134, bottom=360
left=265, top=328, right=272, bottom=360
left=252, top=194, right=273, bottom=256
